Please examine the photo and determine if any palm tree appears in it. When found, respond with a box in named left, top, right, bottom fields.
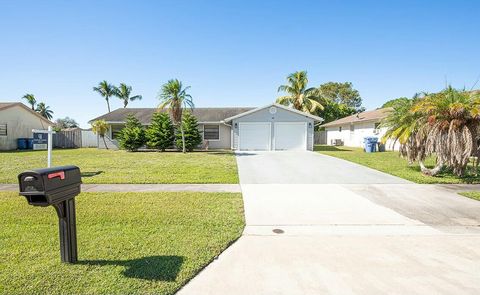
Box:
left=35, top=102, right=54, bottom=120
left=22, top=93, right=37, bottom=110
left=414, top=87, right=480, bottom=176
left=115, top=83, right=142, bottom=108
left=93, top=80, right=116, bottom=112
left=158, top=79, right=194, bottom=153
left=276, top=71, right=324, bottom=114
left=382, top=87, right=480, bottom=177
left=91, top=120, right=109, bottom=149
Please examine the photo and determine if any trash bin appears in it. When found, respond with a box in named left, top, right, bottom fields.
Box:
left=17, top=138, right=28, bottom=150
left=377, top=142, right=385, bottom=152
left=26, top=138, right=34, bottom=149
left=363, top=137, right=378, bottom=153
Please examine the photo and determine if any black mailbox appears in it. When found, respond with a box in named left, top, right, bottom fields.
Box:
left=18, top=165, right=81, bottom=263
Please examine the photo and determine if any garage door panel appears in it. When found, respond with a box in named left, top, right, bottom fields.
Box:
left=239, top=123, right=271, bottom=150
left=274, top=122, right=306, bottom=150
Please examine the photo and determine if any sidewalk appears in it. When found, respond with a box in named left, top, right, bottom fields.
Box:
left=0, top=183, right=241, bottom=193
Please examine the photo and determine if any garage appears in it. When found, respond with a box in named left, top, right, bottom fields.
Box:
left=225, top=103, right=323, bottom=151
left=274, top=122, right=307, bottom=150
left=239, top=122, right=271, bottom=150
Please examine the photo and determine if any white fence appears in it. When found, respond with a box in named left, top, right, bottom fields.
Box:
left=81, top=130, right=98, bottom=147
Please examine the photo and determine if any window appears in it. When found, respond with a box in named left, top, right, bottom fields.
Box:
left=111, top=125, right=124, bottom=139
left=339, top=126, right=342, bottom=132
left=0, top=124, right=6, bottom=136
left=204, top=125, right=219, bottom=140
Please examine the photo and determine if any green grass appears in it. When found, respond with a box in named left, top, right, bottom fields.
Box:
left=0, top=191, right=244, bottom=294
left=315, top=145, right=480, bottom=184
left=0, top=148, right=238, bottom=184
left=459, top=191, right=480, bottom=201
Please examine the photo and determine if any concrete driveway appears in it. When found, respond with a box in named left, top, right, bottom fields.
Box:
left=235, top=151, right=410, bottom=184
left=178, top=151, right=480, bottom=295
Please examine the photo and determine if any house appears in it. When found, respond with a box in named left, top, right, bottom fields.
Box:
left=89, top=103, right=323, bottom=151
left=0, top=102, right=54, bottom=150
left=322, top=107, right=396, bottom=149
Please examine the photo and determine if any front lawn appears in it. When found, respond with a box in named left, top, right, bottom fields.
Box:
left=0, top=191, right=244, bottom=294
left=315, top=145, right=479, bottom=184
left=0, top=148, right=238, bottom=184
left=459, top=191, right=480, bottom=201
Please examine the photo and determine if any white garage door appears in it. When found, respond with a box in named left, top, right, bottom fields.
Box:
left=239, top=122, right=271, bottom=150
left=274, top=122, right=307, bottom=150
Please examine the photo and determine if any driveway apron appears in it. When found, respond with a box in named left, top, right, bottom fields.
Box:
left=178, top=151, right=480, bottom=295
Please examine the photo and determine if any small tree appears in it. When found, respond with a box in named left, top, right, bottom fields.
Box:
left=91, top=120, right=109, bottom=149
left=118, top=114, right=146, bottom=151
left=176, top=112, right=202, bottom=152
left=146, top=112, right=174, bottom=151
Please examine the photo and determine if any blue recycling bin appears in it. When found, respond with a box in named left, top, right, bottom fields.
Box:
left=27, top=138, right=34, bottom=149
left=17, top=138, right=28, bottom=150
left=363, top=137, right=379, bottom=153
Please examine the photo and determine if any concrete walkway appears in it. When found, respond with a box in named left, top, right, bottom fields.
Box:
left=178, top=151, right=480, bottom=295
left=0, top=183, right=241, bottom=193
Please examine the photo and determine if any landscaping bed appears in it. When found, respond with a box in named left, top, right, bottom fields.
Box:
left=0, top=191, right=244, bottom=294
left=0, top=148, right=239, bottom=184
left=315, top=145, right=479, bottom=184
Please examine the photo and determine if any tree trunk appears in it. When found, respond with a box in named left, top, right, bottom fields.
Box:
left=102, top=136, right=108, bottom=150
left=419, top=161, right=443, bottom=176
left=107, top=98, right=111, bottom=112
left=181, top=125, right=186, bottom=153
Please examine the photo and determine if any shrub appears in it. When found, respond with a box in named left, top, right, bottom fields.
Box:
left=146, top=112, right=174, bottom=151
left=118, top=114, right=145, bottom=151
left=176, top=111, right=202, bottom=152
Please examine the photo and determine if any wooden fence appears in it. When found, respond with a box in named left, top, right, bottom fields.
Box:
left=314, top=131, right=327, bottom=145
left=53, top=129, right=97, bottom=148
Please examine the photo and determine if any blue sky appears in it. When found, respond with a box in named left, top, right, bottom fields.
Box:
left=1, top=0, right=479, bottom=127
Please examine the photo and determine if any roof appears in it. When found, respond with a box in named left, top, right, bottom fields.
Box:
left=89, top=107, right=256, bottom=124
left=0, top=102, right=54, bottom=125
left=321, top=107, right=392, bottom=127
left=223, top=103, right=324, bottom=122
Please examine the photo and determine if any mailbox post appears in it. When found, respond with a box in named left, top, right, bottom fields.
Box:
left=18, top=165, right=81, bottom=263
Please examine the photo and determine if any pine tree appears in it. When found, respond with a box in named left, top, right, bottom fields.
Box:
left=146, top=112, right=174, bottom=151
left=118, top=114, right=145, bottom=151
left=176, top=111, right=202, bottom=152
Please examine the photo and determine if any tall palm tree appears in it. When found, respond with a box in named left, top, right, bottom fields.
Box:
left=158, top=79, right=194, bottom=153
left=93, top=80, right=116, bottom=112
left=115, top=83, right=142, bottom=108
left=276, top=71, right=324, bottom=114
left=22, top=93, right=37, bottom=110
left=35, top=102, right=54, bottom=120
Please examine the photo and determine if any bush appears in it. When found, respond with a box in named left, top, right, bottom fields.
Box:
left=118, top=114, right=145, bottom=151
left=176, top=111, right=202, bottom=152
left=146, top=112, right=174, bottom=151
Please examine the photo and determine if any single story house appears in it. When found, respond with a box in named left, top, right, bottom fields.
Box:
left=89, top=103, right=323, bottom=151
left=0, top=102, right=54, bottom=150
left=322, top=107, right=397, bottom=150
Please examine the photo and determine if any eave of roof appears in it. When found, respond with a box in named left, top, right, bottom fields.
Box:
left=0, top=102, right=54, bottom=125
left=223, top=103, right=324, bottom=122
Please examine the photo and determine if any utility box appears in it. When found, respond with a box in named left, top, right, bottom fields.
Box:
left=18, top=165, right=82, bottom=263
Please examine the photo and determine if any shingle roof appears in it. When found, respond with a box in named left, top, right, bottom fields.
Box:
left=321, top=107, right=392, bottom=127
left=89, top=107, right=256, bottom=124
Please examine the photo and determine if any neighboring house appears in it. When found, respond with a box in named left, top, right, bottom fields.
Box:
left=322, top=108, right=397, bottom=150
left=89, top=103, right=323, bottom=151
left=0, top=102, right=54, bottom=150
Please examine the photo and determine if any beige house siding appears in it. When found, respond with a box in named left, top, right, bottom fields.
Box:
left=0, top=105, right=54, bottom=150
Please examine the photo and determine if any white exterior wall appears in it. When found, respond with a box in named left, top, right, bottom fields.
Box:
left=0, top=105, right=53, bottom=150
left=326, top=121, right=399, bottom=151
